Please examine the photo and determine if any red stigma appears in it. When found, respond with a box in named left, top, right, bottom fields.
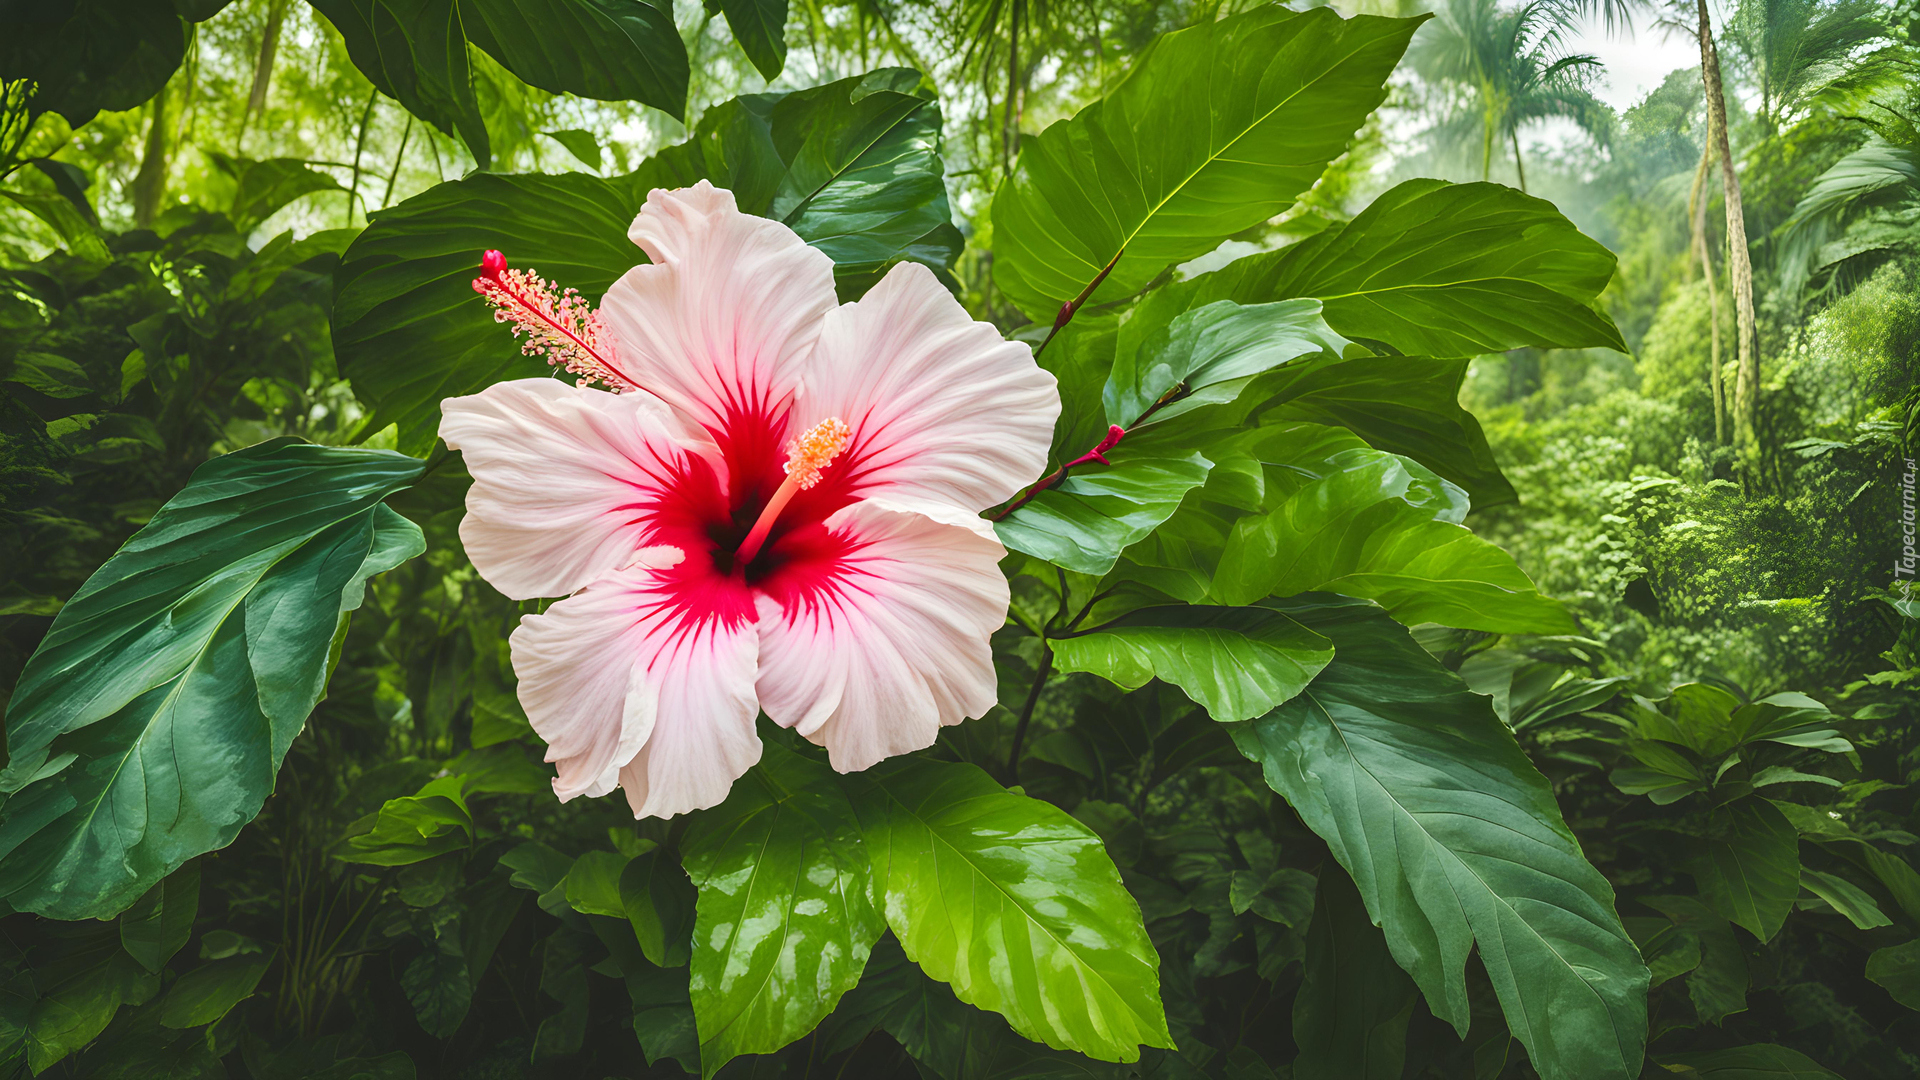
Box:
left=480, top=249, right=507, bottom=280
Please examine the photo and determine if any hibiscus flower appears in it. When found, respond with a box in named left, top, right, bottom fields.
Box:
left=439, top=182, right=1060, bottom=819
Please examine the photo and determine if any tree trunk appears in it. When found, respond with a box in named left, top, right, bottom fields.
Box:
left=131, top=90, right=171, bottom=227
left=1511, top=127, right=1527, bottom=193
left=1695, top=0, right=1758, bottom=452
left=238, top=0, right=289, bottom=150
left=1004, top=0, right=1023, bottom=171
left=1687, top=136, right=1725, bottom=445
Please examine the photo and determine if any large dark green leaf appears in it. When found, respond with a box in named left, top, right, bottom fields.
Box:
left=1051, top=606, right=1333, bottom=723
left=681, top=742, right=883, bottom=1076
left=1865, top=939, right=1920, bottom=1010
left=309, top=0, right=493, bottom=167
left=1293, top=864, right=1418, bottom=1080
left=847, top=757, right=1171, bottom=1062
left=0, top=0, right=212, bottom=127
left=333, top=70, right=958, bottom=452
left=158, top=954, right=273, bottom=1029
left=1690, top=799, right=1800, bottom=943
left=704, top=0, right=788, bottom=80
left=462, top=0, right=688, bottom=119
left=990, top=5, right=1421, bottom=322
left=1230, top=597, right=1647, bottom=1080
left=0, top=439, right=424, bottom=919
left=1102, top=300, right=1348, bottom=429
left=1144, top=179, right=1624, bottom=355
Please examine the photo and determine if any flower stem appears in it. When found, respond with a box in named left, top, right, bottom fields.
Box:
left=1005, top=644, right=1053, bottom=785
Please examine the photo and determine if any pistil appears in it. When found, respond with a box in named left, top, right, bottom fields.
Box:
left=735, top=417, right=852, bottom=566
left=473, top=250, right=639, bottom=393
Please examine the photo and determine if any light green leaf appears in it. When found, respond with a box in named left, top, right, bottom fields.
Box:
left=0, top=439, right=424, bottom=919
left=1865, top=938, right=1920, bottom=1010
left=339, top=775, right=472, bottom=866
left=542, top=128, right=603, bottom=170
left=682, top=742, right=882, bottom=1076
left=1148, top=179, right=1624, bottom=355
left=993, top=425, right=1213, bottom=576
left=1231, top=597, right=1646, bottom=1080
left=4, top=352, right=93, bottom=398
left=990, top=5, right=1422, bottom=321
left=848, top=756, right=1171, bottom=1062
left=1691, top=799, right=1800, bottom=943
left=1103, top=300, right=1348, bottom=429
left=1293, top=864, right=1418, bottom=1080
left=1051, top=605, right=1333, bottom=722
left=564, top=850, right=634, bottom=919
left=204, top=152, right=344, bottom=233
left=158, top=954, right=273, bottom=1029
left=1209, top=425, right=1570, bottom=633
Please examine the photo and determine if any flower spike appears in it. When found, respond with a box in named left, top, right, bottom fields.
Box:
left=473, top=250, right=635, bottom=393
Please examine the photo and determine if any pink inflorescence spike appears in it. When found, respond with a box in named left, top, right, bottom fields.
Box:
left=472, top=250, right=633, bottom=393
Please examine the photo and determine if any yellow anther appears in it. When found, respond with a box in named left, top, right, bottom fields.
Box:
left=783, top=417, right=852, bottom=491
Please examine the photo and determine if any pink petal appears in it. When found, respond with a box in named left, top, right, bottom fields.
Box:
left=600, top=181, right=838, bottom=441
left=796, top=261, right=1059, bottom=515
left=440, top=379, right=726, bottom=601
left=509, top=556, right=763, bottom=817
left=754, top=498, right=1008, bottom=773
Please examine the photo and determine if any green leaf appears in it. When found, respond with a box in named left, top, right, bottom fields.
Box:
left=681, top=742, right=883, bottom=1076
left=4, top=352, right=94, bottom=398
left=1640, top=895, right=1749, bottom=1025
left=0, top=439, right=424, bottom=919
left=1656, top=1044, right=1843, bottom=1079
left=1151, top=179, right=1624, bottom=355
left=308, top=0, right=493, bottom=167
left=1230, top=597, right=1646, bottom=1080
left=563, top=850, right=634, bottom=919
left=622, top=849, right=696, bottom=968
left=990, top=5, right=1422, bottom=321
left=0, top=189, right=110, bottom=262
left=401, top=919, right=470, bottom=1038
left=158, top=953, right=273, bottom=1029
left=22, top=924, right=160, bottom=1072
left=0, top=0, right=199, bottom=127
left=705, top=0, right=788, bottom=80
left=1209, top=425, right=1569, bottom=633
left=334, top=70, right=957, bottom=452
left=1051, top=605, right=1333, bottom=723
left=993, top=425, right=1213, bottom=576
left=461, top=0, right=689, bottom=120
left=118, top=865, right=199, bottom=973
left=848, top=756, right=1171, bottom=1062
left=1799, top=867, right=1891, bottom=929
left=500, top=840, right=575, bottom=917
left=542, top=128, right=603, bottom=170
left=1624, top=917, right=1701, bottom=988
left=1103, top=300, right=1348, bottom=429
left=1865, top=938, right=1920, bottom=1010
left=204, top=153, right=344, bottom=233
left=1691, top=799, right=1800, bottom=943
left=339, top=775, right=472, bottom=866
left=1293, top=864, right=1418, bottom=1080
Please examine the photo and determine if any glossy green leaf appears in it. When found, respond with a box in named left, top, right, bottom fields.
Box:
left=1208, top=425, right=1570, bottom=633
left=1691, top=799, right=1801, bottom=943
left=1051, top=605, right=1333, bottom=722
left=0, top=439, right=424, bottom=919
left=1231, top=597, right=1647, bottom=1080
left=158, top=954, right=273, bottom=1029
left=990, top=5, right=1422, bottom=321
left=1103, top=300, right=1348, bottom=429
left=1656, top=1044, right=1843, bottom=1078
left=681, top=742, right=882, bottom=1076
left=1865, top=939, right=1920, bottom=1010
left=705, top=0, right=788, bottom=80
left=334, top=70, right=958, bottom=451
left=848, top=756, right=1171, bottom=1062
left=993, top=425, right=1213, bottom=576
left=1149, top=179, right=1624, bottom=355
left=563, top=850, right=634, bottom=919
left=1293, top=864, right=1418, bottom=1080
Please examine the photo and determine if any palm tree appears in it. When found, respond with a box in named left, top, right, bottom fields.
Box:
left=1730, top=0, right=1898, bottom=136
left=1412, top=0, right=1613, bottom=192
